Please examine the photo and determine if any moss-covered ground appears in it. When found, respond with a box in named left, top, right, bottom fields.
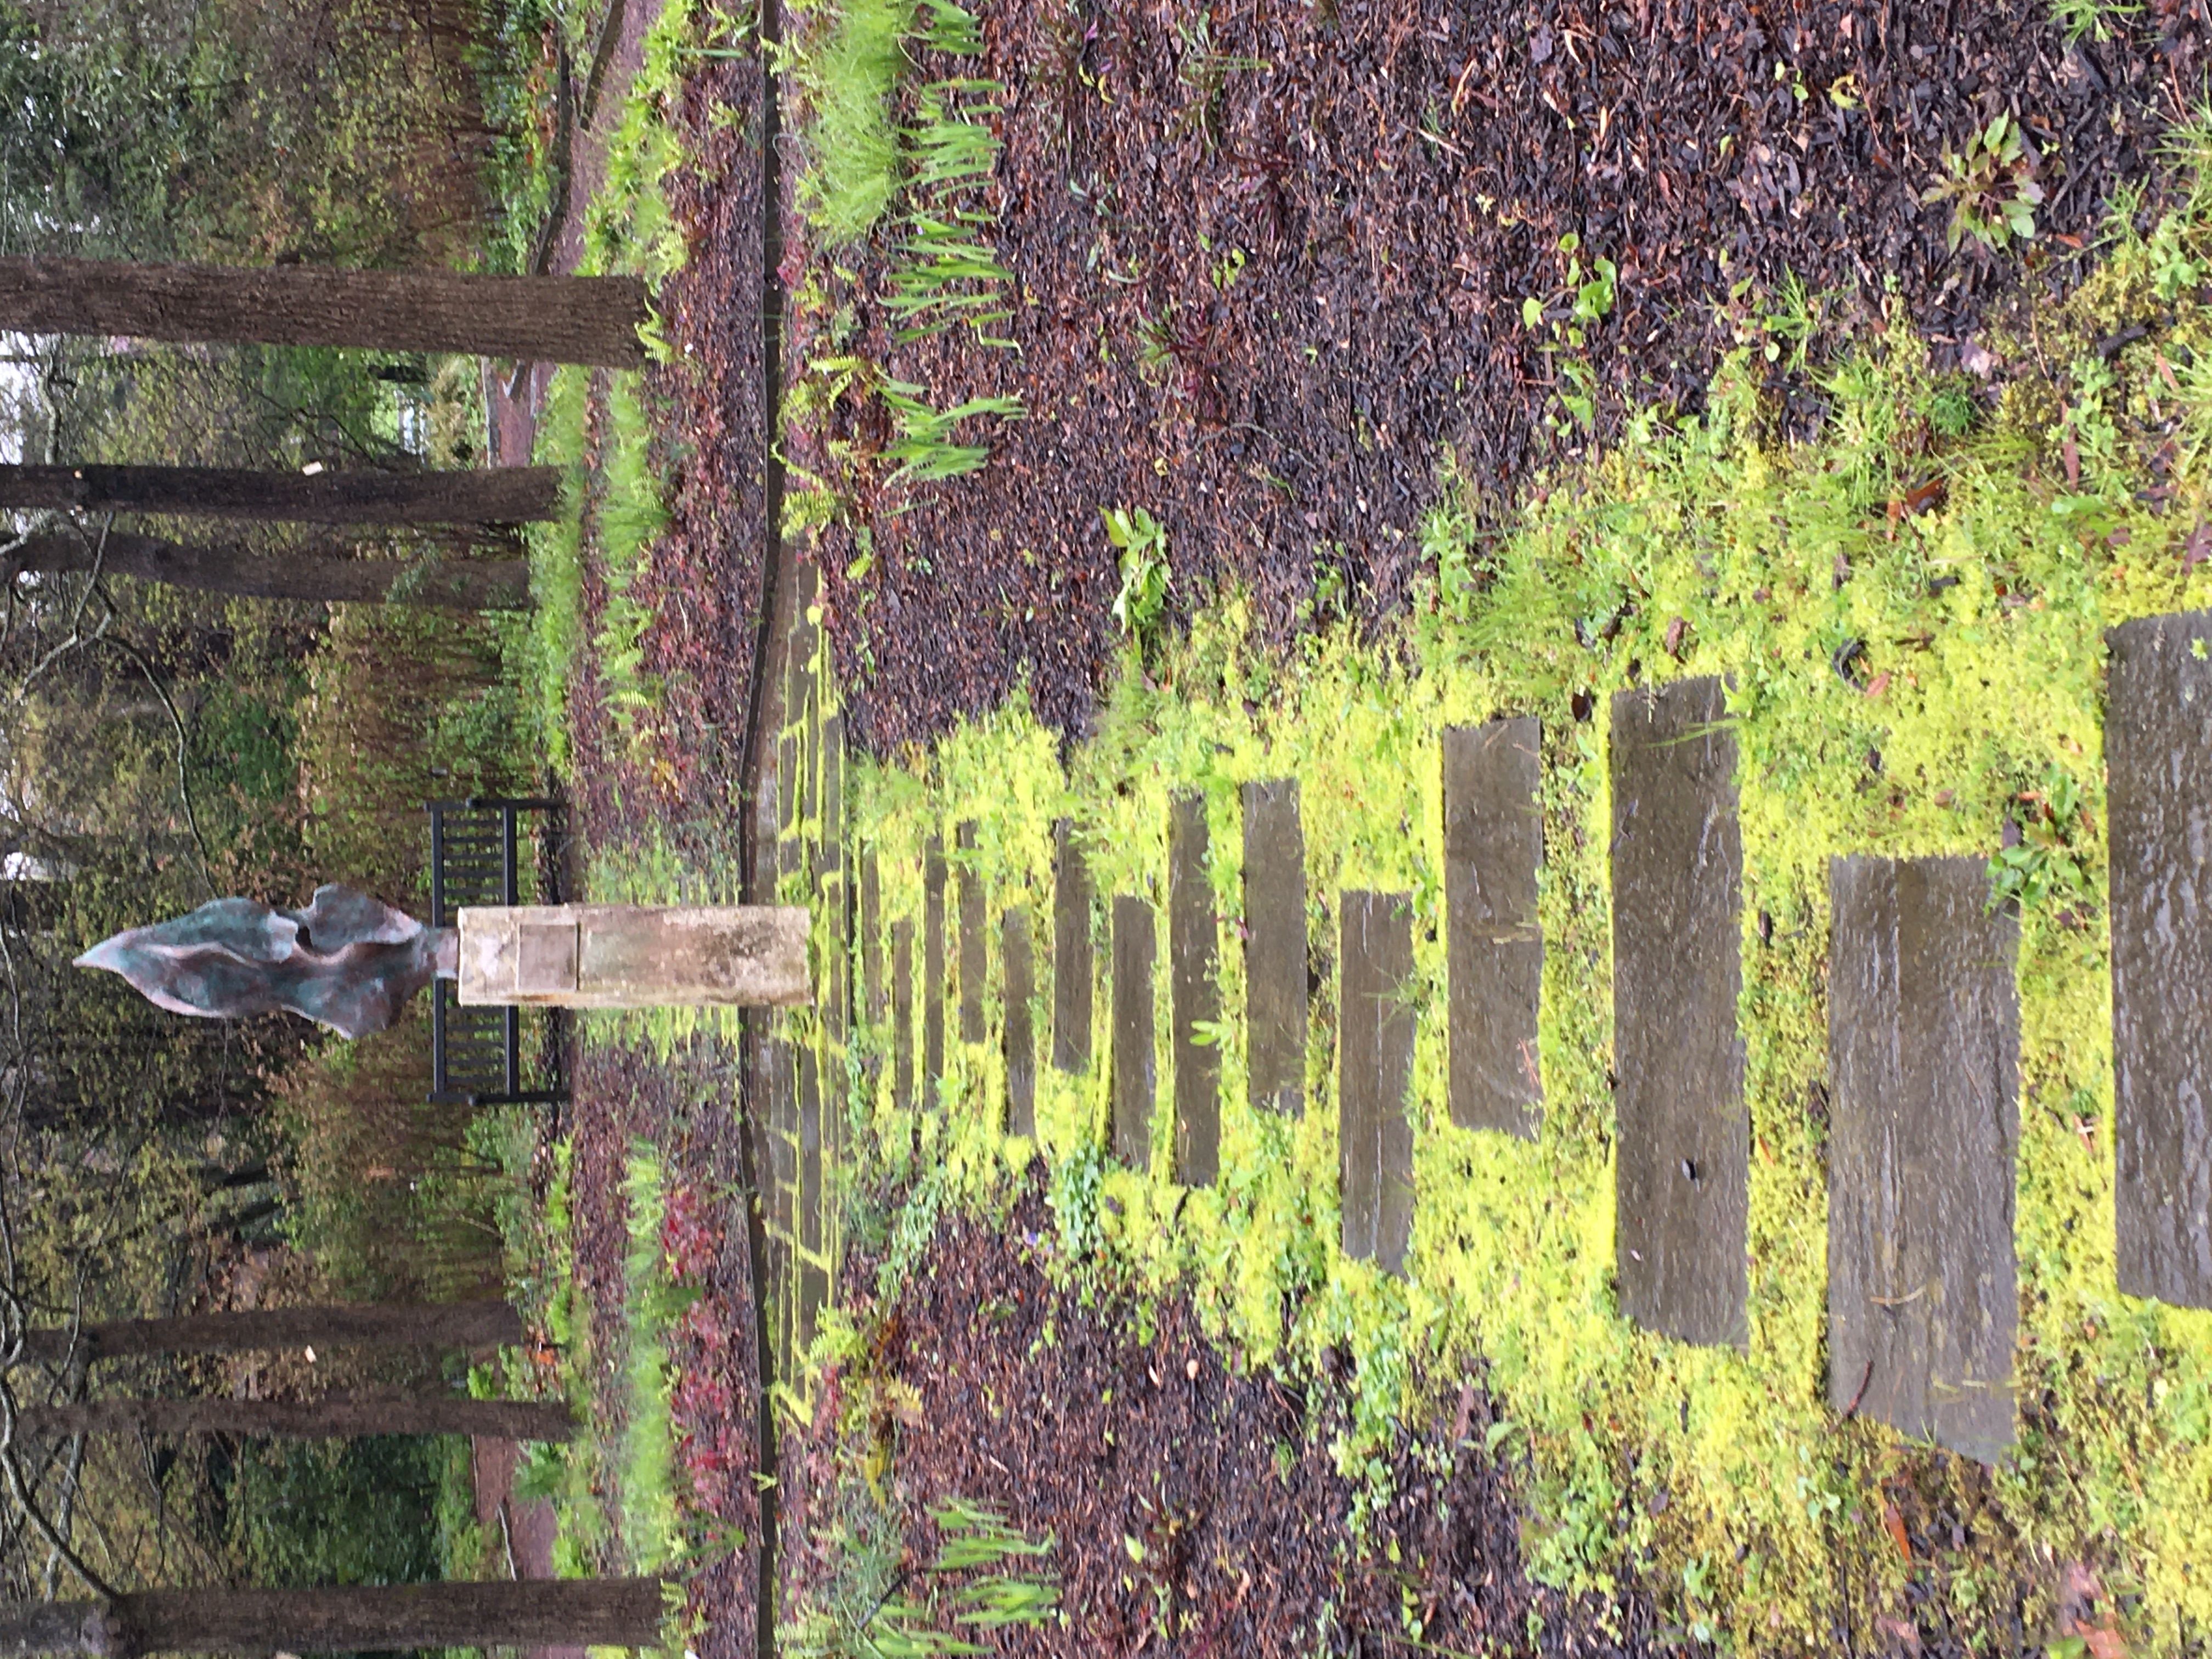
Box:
left=814, top=143, right=2212, bottom=1649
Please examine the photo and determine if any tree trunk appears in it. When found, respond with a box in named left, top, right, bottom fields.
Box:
left=16, top=1300, right=523, bottom=1366
left=0, top=257, right=647, bottom=368
left=0, top=1580, right=664, bottom=1656
left=16, top=1395, right=573, bottom=1442
left=6, top=529, right=528, bottom=609
left=0, top=465, right=558, bottom=527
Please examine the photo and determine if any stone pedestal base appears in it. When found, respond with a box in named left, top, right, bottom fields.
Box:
left=458, top=905, right=810, bottom=1008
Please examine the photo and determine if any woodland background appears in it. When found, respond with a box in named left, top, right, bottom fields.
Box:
left=0, top=0, right=552, bottom=1607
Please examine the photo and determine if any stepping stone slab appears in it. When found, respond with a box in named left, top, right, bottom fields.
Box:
left=1242, top=779, right=1307, bottom=1116
left=1828, top=855, right=2019, bottom=1464
left=1170, top=792, right=1221, bottom=1185
left=892, top=917, right=915, bottom=1113
left=1610, top=678, right=1748, bottom=1348
left=1004, top=906, right=1035, bottom=1138
left=1053, top=819, right=1093, bottom=1073
left=924, top=834, right=946, bottom=1105
left=957, top=821, right=986, bottom=1045
left=861, top=850, right=882, bottom=1024
left=799, top=1041, right=822, bottom=1257
left=1113, top=894, right=1156, bottom=1169
left=1340, top=891, right=1417, bottom=1274
left=822, top=715, right=847, bottom=1048
left=2107, top=610, right=2212, bottom=1309
left=1444, top=718, right=1544, bottom=1138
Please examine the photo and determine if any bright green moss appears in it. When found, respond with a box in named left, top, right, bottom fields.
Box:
left=836, top=177, right=2212, bottom=1647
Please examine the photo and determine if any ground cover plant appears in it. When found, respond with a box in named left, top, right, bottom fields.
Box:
left=805, top=131, right=2212, bottom=1654
left=782, top=0, right=2212, bottom=754
left=466, top=1, right=2212, bottom=1655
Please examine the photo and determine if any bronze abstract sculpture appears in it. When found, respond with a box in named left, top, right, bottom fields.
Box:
left=75, top=885, right=456, bottom=1040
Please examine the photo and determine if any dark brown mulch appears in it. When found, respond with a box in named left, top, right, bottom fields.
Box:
left=781, top=1184, right=1677, bottom=1658
left=789, top=0, right=2211, bottom=755
left=565, top=40, right=770, bottom=853
left=566, top=1034, right=763, bottom=1659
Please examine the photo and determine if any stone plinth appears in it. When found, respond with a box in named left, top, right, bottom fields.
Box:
left=458, top=905, right=810, bottom=1008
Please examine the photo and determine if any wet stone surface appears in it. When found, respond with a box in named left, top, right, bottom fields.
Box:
left=1111, top=895, right=1156, bottom=1171
left=2107, top=609, right=2212, bottom=1310
left=1170, top=792, right=1220, bottom=1186
left=860, top=849, right=882, bottom=1024
left=1242, top=779, right=1307, bottom=1118
left=1340, top=891, right=1416, bottom=1276
left=1610, top=678, right=1748, bottom=1348
left=822, top=717, right=847, bottom=1050
left=1444, top=718, right=1544, bottom=1139
left=891, top=917, right=914, bottom=1114
left=956, top=820, right=986, bottom=1047
left=923, top=834, right=946, bottom=1107
left=1052, top=820, right=1092, bottom=1074
left=1827, top=855, right=2020, bottom=1465
left=1003, top=906, right=1035, bottom=1139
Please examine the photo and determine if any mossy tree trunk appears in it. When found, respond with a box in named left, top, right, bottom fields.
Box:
left=5, top=528, right=528, bottom=609
left=0, top=257, right=647, bottom=368
left=0, top=1580, right=664, bottom=1656
left=15, top=1300, right=523, bottom=1365
left=0, top=465, right=559, bottom=527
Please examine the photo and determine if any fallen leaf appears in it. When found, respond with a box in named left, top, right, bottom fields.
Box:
left=1664, top=615, right=1688, bottom=657
left=1882, top=1501, right=1911, bottom=1561
left=2063, top=426, right=2081, bottom=488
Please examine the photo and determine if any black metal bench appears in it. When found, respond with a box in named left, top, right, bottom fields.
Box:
left=427, top=797, right=568, bottom=1107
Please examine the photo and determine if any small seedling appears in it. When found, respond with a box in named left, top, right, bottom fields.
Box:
left=1922, top=114, right=2044, bottom=253
left=2048, top=0, right=2139, bottom=43
left=1104, top=505, right=1170, bottom=643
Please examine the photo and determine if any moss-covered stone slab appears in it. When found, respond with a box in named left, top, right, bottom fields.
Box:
left=1004, top=905, right=1035, bottom=1138
left=822, top=715, right=847, bottom=1049
left=1611, top=678, right=1747, bottom=1348
left=892, top=916, right=914, bottom=1114
left=1444, top=718, right=1544, bottom=1138
left=1827, top=855, right=2019, bottom=1464
left=956, top=820, right=986, bottom=1046
left=1053, top=819, right=1092, bottom=1073
left=924, top=833, right=946, bottom=1107
left=2108, top=609, right=2212, bottom=1310
left=861, top=849, right=882, bottom=1024
left=1242, top=778, right=1307, bottom=1117
left=1170, top=791, right=1221, bottom=1185
left=1112, top=894, right=1156, bottom=1170
left=1340, top=891, right=1416, bottom=1275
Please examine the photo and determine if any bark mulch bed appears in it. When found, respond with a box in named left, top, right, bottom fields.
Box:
left=789, top=0, right=2212, bottom=754
left=780, top=1183, right=1677, bottom=1658
left=566, top=1035, right=763, bottom=1659
left=565, top=40, right=771, bottom=851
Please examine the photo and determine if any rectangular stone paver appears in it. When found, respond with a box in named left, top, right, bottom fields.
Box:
left=1242, top=779, right=1307, bottom=1116
left=1611, top=678, right=1748, bottom=1348
left=1828, top=855, right=2018, bottom=1464
left=1340, top=892, right=1416, bottom=1274
left=1004, top=906, right=1035, bottom=1137
left=892, top=917, right=914, bottom=1113
left=1444, top=718, right=1544, bottom=1138
left=822, top=715, right=847, bottom=1049
left=957, top=821, right=986, bottom=1045
left=2107, top=610, right=2212, bottom=1309
left=800, top=1053, right=827, bottom=1353
left=1111, top=895, right=1156, bottom=1169
left=923, top=834, right=946, bottom=1107
left=1053, top=820, right=1092, bottom=1073
left=1170, top=792, right=1220, bottom=1185
left=861, top=850, right=882, bottom=1023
